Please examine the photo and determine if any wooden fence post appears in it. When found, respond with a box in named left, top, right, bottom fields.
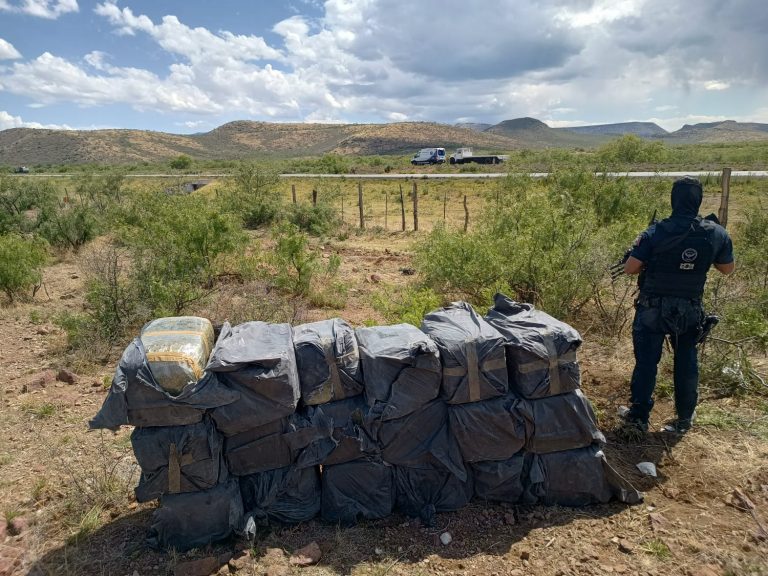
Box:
left=385, top=193, right=388, bottom=230
left=463, top=194, right=469, bottom=232
left=412, top=181, right=419, bottom=232
left=400, top=184, right=406, bottom=232
left=291, top=184, right=297, bottom=204
left=358, top=182, right=365, bottom=229
left=719, top=167, right=731, bottom=228
left=341, top=192, right=344, bottom=223
left=443, top=190, right=447, bottom=221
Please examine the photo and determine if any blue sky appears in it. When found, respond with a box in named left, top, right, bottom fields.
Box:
left=1, top=0, right=767, bottom=133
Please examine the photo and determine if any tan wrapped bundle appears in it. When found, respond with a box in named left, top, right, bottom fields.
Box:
left=140, top=317, right=215, bottom=395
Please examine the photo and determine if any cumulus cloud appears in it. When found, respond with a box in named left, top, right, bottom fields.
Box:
left=0, top=109, right=73, bottom=129
left=0, top=0, right=766, bottom=129
left=0, top=38, right=21, bottom=59
left=0, top=0, right=78, bottom=19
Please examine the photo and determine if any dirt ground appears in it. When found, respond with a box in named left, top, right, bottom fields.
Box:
left=0, top=234, right=766, bottom=576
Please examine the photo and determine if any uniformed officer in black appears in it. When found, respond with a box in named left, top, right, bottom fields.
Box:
left=623, top=177, right=734, bottom=434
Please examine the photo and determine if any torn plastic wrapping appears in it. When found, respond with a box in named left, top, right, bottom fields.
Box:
left=471, top=452, right=531, bottom=503
left=355, top=324, right=441, bottom=420
left=367, top=399, right=466, bottom=481
left=293, top=318, right=364, bottom=405
left=448, top=393, right=526, bottom=463
left=421, top=301, right=508, bottom=404
left=239, top=466, right=321, bottom=525
left=147, top=478, right=243, bottom=552
left=394, top=455, right=474, bottom=527
left=304, top=396, right=377, bottom=466
left=140, top=316, right=215, bottom=396
left=89, top=338, right=239, bottom=431
left=485, top=293, right=581, bottom=399
left=516, top=389, right=606, bottom=454
left=321, top=459, right=395, bottom=526
left=527, top=444, right=642, bottom=506
left=131, top=416, right=226, bottom=503
left=209, top=322, right=301, bottom=436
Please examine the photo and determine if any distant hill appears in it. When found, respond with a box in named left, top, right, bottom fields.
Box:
left=2, top=117, right=768, bottom=166
left=485, top=117, right=609, bottom=148
left=558, top=122, right=668, bottom=138
left=666, top=120, right=768, bottom=143
left=454, top=122, right=492, bottom=132
left=0, top=121, right=521, bottom=166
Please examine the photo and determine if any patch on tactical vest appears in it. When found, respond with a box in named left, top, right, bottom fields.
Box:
left=681, top=248, right=698, bottom=262
left=680, top=263, right=695, bottom=270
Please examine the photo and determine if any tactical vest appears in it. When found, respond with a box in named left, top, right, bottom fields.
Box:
left=639, top=218, right=716, bottom=299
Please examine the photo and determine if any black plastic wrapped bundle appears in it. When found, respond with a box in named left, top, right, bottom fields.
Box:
left=293, top=318, right=364, bottom=405
left=89, top=338, right=238, bottom=430
left=471, top=451, right=531, bottom=503
left=239, top=466, right=321, bottom=525
left=526, top=445, right=642, bottom=506
left=485, top=293, right=581, bottom=399
left=355, top=323, right=441, bottom=420
left=147, top=478, right=243, bottom=552
left=421, top=301, right=508, bottom=404
left=448, top=393, right=526, bottom=463
left=515, top=389, right=606, bottom=454
left=394, top=454, right=474, bottom=527
left=209, top=322, right=300, bottom=436
left=305, top=396, right=377, bottom=466
left=321, top=459, right=395, bottom=526
left=131, top=416, right=226, bottom=503
left=366, top=399, right=466, bottom=481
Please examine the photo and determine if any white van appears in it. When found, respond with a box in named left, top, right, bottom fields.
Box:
left=411, top=148, right=446, bottom=165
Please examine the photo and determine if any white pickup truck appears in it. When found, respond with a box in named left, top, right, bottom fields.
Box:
left=449, top=148, right=508, bottom=165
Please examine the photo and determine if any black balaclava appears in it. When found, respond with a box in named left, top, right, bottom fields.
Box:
left=670, top=176, right=703, bottom=219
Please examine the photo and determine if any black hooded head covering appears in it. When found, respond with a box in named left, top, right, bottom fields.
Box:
left=670, top=176, right=703, bottom=219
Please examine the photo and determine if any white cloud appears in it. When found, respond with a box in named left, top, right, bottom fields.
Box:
left=704, top=80, right=730, bottom=91
left=0, top=38, right=21, bottom=59
left=0, top=109, right=73, bottom=129
left=0, top=0, right=766, bottom=131
left=0, top=0, right=78, bottom=19
left=557, top=0, right=644, bottom=28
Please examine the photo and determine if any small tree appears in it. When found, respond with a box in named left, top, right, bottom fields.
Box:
left=0, top=234, right=48, bottom=303
left=169, top=154, right=193, bottom=170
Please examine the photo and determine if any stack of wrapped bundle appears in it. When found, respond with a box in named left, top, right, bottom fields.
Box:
left=485, top=294, right=638, bottom=506
left=90, top=317, right=242, bottom=551
left=356, top=323, right=469, bottom=526
left=208, top=321, right=328, bottom=526
left=422, top=302, right=527, bottom=504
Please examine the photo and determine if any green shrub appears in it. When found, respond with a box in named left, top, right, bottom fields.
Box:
left=0, top=233, right=48, bottom=302
left=267, top=223, right=345, bottom=307
left=38, top=200, right=99, bottom=250
left=118, top=192, right=246, bottom=315
left=222, top=162, right=282, bottom=228
left=169, top=154, right=193, bottom=170
left=371, top=286, right=443, bottom=326
left=287, top=201, right=339, bottom=236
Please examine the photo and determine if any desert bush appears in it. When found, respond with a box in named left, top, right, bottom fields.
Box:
left=414, top=173, right=667, bottom=323
left=371, top=286, right=444, bottom=326
left=0, top=233, right=48, bottom=303
left=37, top=198, right=99, bottom=251
left=222, top=162, right=282, bottom=228
left=118, top=192, right=246, bottom=315
left=169, top=154, right=193, bottom=170
left=267, top=223, right=346, bottom=308
left=287, top=198, right=339, bottom=236
left=0, top=177, right=41, bottom=234
left=81, top=243, right=141, bottom=343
